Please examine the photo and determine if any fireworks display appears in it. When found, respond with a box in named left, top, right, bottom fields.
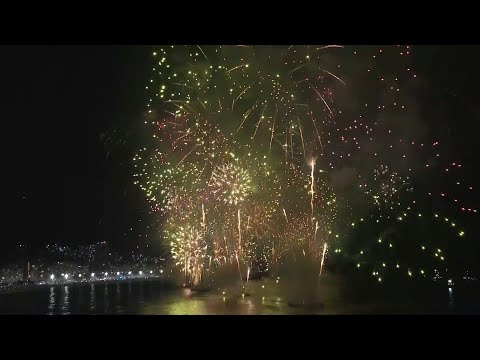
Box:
left=134, top=45, right=477, bottom=287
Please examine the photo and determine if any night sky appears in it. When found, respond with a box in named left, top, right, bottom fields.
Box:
left=2, top=46, right=152, bottom=262
left=2, top=45, right=480, bottom=267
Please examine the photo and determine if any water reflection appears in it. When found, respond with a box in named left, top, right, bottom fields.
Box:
left=2, top=277, right=477, bottom=315
left=141, top=289, right=288, bottom=315
left=104, top=285, right=109, bottom=313
left=245, top=298, right=255, bottom=315
left=164, top=298, right=208, bottom=315
left=47, top=287, right=55, bottom=315
left=138, top=281, right=144, bottom=304
left=89, top=284, right=96, bottom=312
left=61, top=286, right=70, bottom=315
left=448, top=287, right=454, bottom=311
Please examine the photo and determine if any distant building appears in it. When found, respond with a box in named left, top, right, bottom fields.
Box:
left=88, top=242, right=109, bottom=272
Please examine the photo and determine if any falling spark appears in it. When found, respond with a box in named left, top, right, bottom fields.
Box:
left=317, top=45, right=344, bottom=51
left=289, top=63, right=306, bottom=76
left=297, top=116, right=306, bottom=158
left=310, top=158, right=316, bottom=225
left=319, top=242, right=328, bottom=277
left=196, top=45, right=209, bottom=61
left=238, top=209, right=242, bottom=250
left=309, top=82, right=334, bottom=116
left=225, top=63, right=250, bottom=75
left=232, top=81, right=256, bottom=110
left=237, top=103, right=257, bottom=131
left=235, top=252, right=243, bottom=285
left=176, top=145, right=199, bottom=168
left=253, top=105, right=267, bottom=140
left=269, top=109, right=278, bottom=152
left=310, top=111, right=323, bottom=151
left=322, top=69, right=346, bottom=85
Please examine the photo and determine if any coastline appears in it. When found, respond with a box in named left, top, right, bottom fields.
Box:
left=0, top=276, right=178, bottom=295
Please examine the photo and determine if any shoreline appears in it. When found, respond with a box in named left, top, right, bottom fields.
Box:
left=0, top=276, right=178, bottom=295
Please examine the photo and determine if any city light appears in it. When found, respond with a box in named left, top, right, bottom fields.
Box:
left=50, top=274, right=55, bottom=280
left=91, top=273, right=95, bottom=277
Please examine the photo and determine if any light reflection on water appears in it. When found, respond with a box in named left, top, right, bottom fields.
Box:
left=448, top=287, right=455, bottom=311
left=142, top=295, right=266, bottom=315
left=62, top=286, right=70, bottom=315
left=48, top=286, right=55, bottom=315
left=141, top=287, right=310, bottom=315
left=89, top=284, right=96, bottom=312
left=0, top=277, right=478, bottom=314
left=104, top=285, right=109, bottom=313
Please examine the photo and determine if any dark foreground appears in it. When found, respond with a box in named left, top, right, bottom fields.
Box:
left=1, top=275, right=479, bottom=314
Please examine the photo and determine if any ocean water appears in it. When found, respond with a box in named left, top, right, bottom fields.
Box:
left=0, top=277, right=478, bottom=315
